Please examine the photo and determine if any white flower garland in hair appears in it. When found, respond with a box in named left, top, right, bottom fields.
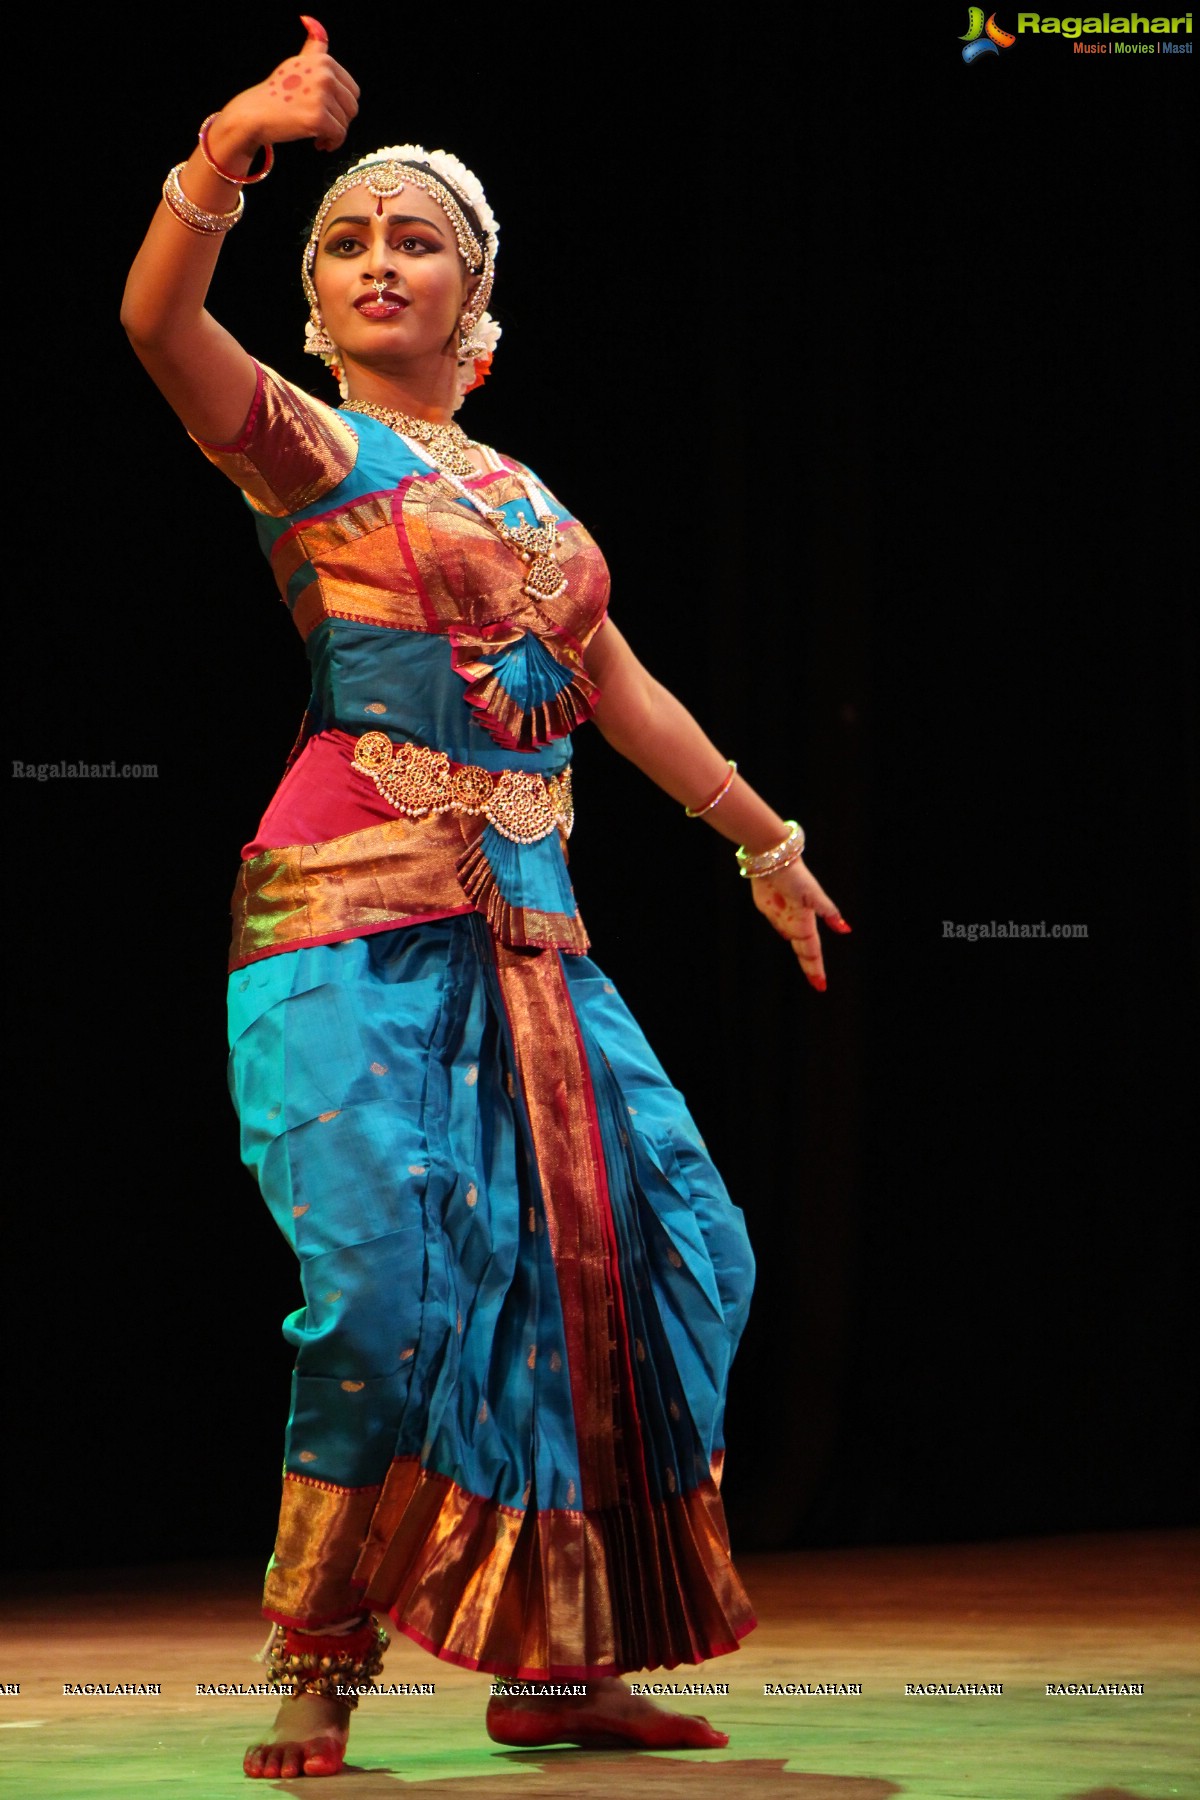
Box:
left=309, top=144, right=501, bottom=410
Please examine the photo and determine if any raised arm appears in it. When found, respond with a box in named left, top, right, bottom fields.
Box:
left=120, top=17, right=359, bottom=444
left=585, top=618, right=852, bottom=991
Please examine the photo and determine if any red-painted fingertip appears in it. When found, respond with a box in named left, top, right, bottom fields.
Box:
left=300, top=13, right=329, bottom=43
left=832, top=918, right=853, bottom=934
left=814, top=977, right=827, bottom=992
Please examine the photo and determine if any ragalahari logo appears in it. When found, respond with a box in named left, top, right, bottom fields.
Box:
left=960, top=8, right=1017, bottom=58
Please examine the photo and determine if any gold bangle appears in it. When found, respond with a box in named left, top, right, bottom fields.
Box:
left=736, top=820, right=806, bottom=879
left=162, top=162, right=245, bottom=235
left=685, top=759, right=737, bottom=819
left=748, top=838, right=806, bottom=879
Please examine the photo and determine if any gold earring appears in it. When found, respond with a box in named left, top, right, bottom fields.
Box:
left=305, top=309, right=335, bottom=356
left=458, top=307, right=486, bottom=361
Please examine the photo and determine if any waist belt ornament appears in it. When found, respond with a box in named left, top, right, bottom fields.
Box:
left=351, top=733, right=574, bottom=846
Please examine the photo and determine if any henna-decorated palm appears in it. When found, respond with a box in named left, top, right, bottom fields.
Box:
left=750, top=856, right=851, bottom=991
left=218, top=17, right=360, bottom=160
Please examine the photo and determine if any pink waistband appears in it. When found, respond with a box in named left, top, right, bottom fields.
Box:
left=241, top=730, right=398, bottom=859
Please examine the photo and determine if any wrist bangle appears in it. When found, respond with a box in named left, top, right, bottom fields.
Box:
left=685, top=759, right=737, bottom=819
left=162, top=162, right=245, bottom=235
left=198, top=113, right=275, bottom=186
left=736, top=820, right=806, bottom=879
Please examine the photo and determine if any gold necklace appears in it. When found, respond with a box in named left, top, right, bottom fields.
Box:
left=340, top=399, right=482, bottom=478
left=411, top=439, right=567, bottom=604
left=344, top=405, right=568, bottom=604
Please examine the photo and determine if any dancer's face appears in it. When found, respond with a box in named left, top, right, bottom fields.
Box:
left=312, top=183, right=477, bottom=371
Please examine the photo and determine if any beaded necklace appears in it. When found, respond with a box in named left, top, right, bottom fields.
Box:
left=343, top=400, right=567, bottom=604
left=340, top=399, right=481, bottom=478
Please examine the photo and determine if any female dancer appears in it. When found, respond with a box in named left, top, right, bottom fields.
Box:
left=122, top=18, right=850, bottom=1782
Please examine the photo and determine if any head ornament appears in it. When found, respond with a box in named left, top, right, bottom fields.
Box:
left=302, top=145, right=501, bottom=408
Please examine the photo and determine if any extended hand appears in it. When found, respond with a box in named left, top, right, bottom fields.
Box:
left=212, top=17, right=360, bottom=162
left=750, top=856, right=851, bottom=992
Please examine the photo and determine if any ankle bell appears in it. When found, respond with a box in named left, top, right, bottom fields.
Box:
left=263, top=1615, right=390, bottom=1710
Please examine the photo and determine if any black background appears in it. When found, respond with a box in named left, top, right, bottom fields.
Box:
left=5, top=6, right=1195, bottom=1573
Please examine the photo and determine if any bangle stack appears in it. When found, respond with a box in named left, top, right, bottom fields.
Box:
left=736, top=820, right=806, bottom=879
left=685, top=759, right=737, bottom=819
left=162, top=162, right=244, bottom=234
left=161, top=114, right=274, bottom=237
left=198, top=113, right=275, bottom=185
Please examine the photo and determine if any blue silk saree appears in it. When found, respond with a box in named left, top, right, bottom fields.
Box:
left=205, top=364, right=757, bottom=1678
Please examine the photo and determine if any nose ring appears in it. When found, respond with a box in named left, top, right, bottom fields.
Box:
left=372, top=279, right=388, bottom=299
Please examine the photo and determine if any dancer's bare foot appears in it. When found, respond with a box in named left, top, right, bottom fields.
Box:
left=486, top=1675, right=729, bottom=1750
left=243, top=1691, right=351, bottom=1779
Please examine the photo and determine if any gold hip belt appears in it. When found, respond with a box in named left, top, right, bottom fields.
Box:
left=351, top=732, right=574, bottom=846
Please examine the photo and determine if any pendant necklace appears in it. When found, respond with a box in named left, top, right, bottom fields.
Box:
left=448, top=470, right=567, bottom=605
left=343, top=400, right=568, bottom=604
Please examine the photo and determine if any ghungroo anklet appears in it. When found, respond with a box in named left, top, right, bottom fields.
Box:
left=263, top=1615, right=389, bottom=1710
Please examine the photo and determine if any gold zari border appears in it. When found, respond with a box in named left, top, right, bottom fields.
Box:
left=229, top=812, right=587, bottom=970
left=361, top=1454, right=755, bottom=1676
left=262, top=1455, right=754, bottom=1677
left=263, top=1475, right=383, bottom=1628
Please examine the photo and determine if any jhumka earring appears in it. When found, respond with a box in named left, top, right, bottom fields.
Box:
left=458, top=305, right=487, bottom=361
left=305, top=310, right=336, bottom=357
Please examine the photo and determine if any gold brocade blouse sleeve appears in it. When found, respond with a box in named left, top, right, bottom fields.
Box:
left=189, top=360, right=359, bottom=518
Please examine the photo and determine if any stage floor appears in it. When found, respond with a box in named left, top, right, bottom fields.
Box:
left=1, top=1530, right=1195, bottom=1800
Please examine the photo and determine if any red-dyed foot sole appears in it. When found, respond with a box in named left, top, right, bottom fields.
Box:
left=243, top=1737, right=346, bottom=1778
left=485, top=1701, right=728, bottom=1751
